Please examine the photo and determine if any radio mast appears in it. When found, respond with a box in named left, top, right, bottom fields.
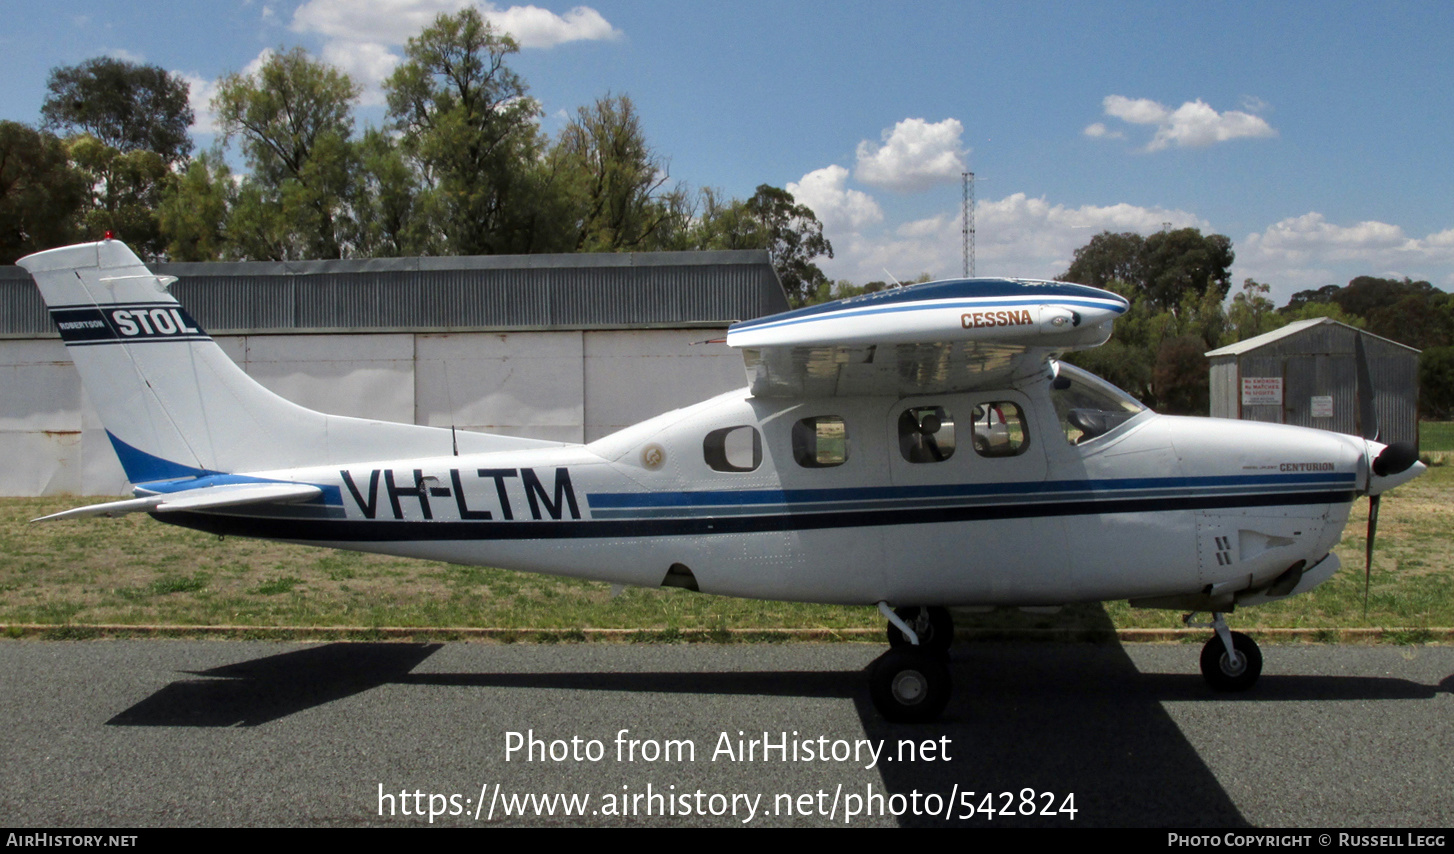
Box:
left=961, top=171, right=975, bottom=278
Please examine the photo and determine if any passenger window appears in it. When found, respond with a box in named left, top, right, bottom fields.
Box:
left=898, top=406, right=956, bottom=463
left=704, top=426, right=762, bottom=472
left=792, top=416, right=848, bottom=468
left=971, top=402, right=1029, bottom=457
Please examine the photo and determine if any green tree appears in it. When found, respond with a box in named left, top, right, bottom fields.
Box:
left=1420, top=346, right=1454, bottom=420
left=158, top=151, right=235, bottom=261
left=1282, top=284, right=1342, bottom=314
left=1279, top=275, right=1445, bottom=349
left=347, top=128, right=435, bottom=257
left=1062, top=227, right=1234, bottom=309
left=550, top=94, right=673, bottom=252
left=1061, top=228, right=1236, bottom=412
left=1064, top=278, right=1168, bottom=406
left=1356, top=282, right=1450, bottom=351
left=1279, top=300, right=1365, bottom=327
left=746, top=185, right=833, bottom=307
left=41, top=57, right=194, bottom=165
left=0, top=122, right=87, bottom=264
left=213, top=47, right=361, bottom=259
left=1060, top=230, right=1143, bottom=290
left=1226, top=278, right=1281, bottom=342
left=1141, top=228, right=1235, bottom=308
left=66, top=133, right=173, bottom=256
left=385, top=8, right=545, bottom=255
left=1153, top=335, right=1212, bottom=415
left=688, top=185, right=832, bottom=306
left=1333, top=276, right=1434, bottom=320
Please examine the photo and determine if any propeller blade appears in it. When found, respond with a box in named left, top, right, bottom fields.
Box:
left=1354, top=332, right=1379, bottom=442
left=1364, top=494, right=1381, bottom=614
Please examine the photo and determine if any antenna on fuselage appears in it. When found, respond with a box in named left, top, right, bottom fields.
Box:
left=883, top=269, right=903, bottom=288
left=443, top=361, right=460, bottom=457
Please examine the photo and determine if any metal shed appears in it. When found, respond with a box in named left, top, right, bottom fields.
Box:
left=1205, top=317, right=1421, bottom=448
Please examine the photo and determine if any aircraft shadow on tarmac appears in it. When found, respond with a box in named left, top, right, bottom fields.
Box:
left=105, top=606, right=1445, bottom=828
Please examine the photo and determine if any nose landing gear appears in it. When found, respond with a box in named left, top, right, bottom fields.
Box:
left=1187, top=612, right=1263, bottom=691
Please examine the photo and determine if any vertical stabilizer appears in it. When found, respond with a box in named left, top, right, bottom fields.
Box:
left=19, top=240, right=559, bottom=484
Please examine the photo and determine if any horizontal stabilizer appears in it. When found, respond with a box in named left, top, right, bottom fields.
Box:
left=34, top=482, right=323, bottom=522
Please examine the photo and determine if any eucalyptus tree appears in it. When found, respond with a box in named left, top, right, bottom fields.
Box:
left=213, top=47, right=361, bottom=259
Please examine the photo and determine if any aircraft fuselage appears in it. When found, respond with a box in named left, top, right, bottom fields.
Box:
left=155, top=372, right=1364, bottom=611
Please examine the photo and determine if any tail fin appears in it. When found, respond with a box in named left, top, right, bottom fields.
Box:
left=19, top=240, right=557, bottom=484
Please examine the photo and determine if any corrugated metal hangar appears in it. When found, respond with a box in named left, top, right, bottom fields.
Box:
left=0, top=250, right=788, bottom=496
left=1205, top=317, right=1421, bottom=448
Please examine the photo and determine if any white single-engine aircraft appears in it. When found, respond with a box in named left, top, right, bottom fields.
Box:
left=21, top=239, right=1424, bottom=722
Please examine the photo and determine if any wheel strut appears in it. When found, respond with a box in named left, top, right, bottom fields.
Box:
left=1186, top=611, right=1263, bottom=692
left=878, top=601, right=919, bottom=646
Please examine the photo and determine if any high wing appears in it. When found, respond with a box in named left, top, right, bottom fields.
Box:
left=725, top=279, right=1129, bottom=397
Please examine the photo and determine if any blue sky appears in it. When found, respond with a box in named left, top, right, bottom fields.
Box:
left=4, top=0, right=1453, bottom=304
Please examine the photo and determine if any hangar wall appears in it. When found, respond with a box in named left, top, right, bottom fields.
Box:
left=0, top=328, right=746, bottom=496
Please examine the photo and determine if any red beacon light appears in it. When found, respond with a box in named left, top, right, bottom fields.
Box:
left=103, top=231, right=115, bottom=241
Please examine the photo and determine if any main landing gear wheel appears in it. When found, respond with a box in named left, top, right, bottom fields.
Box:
left=885, top=606, right=955, bottom=653
left=869, top=648, right=951, bottom=723
left=1199, top=630, right=1262, bottom=691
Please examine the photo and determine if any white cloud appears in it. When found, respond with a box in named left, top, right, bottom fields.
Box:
left=853, top=118, right=967, bottom=193
left=1246, top=213, right=1411, bottom=261
left=291, top=0, right=470, bottom=44
left=320, top=41, right=401, bottom=106
left=1082, top=122, right=1124, bottom=140
left=1239, top=212, right=1454, bottom=298
left=1095, top=95, right=1277, bottom=152
left=1103, top=95, right=1170, bottom=127
left=787, top=165, right=883, bottom=232
left=816, top=191, right=1205, bottom=285
left=104, top=48, right=147, bottom=63
left=1240, top=94, right=1271, bottom=115
left=488, top=4, right=620, bottom=47
left=178, top=50, right=273, bottom=137
left=177, top=72, right=222, bottom=136
left=243, top=48, right=275, bottom=77
left=286, top=1, right=620, bottom=100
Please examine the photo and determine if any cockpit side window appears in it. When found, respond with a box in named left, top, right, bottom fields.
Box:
left=792, top=416, right=848, bottom=468
left=704, top=426, right=762, bottom=472
left=898, top=406, right=956, bottom=463
left=1051, top=364, right=1147, bottom=444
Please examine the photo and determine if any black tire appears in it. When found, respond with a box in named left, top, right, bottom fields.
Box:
left=1200, top=631, right=1263, bottom=691
left=885, top=606, right=955, bottom=653
left=869, top=648, right=952, bottom=723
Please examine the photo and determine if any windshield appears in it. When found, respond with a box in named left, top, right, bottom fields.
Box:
left=1050, top=362, right=1147, bottom=444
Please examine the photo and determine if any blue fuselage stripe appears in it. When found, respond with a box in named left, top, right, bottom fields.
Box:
left=155, top=486, right=1356, bottom=543
left=583, top=472, right=1356, bottom=510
